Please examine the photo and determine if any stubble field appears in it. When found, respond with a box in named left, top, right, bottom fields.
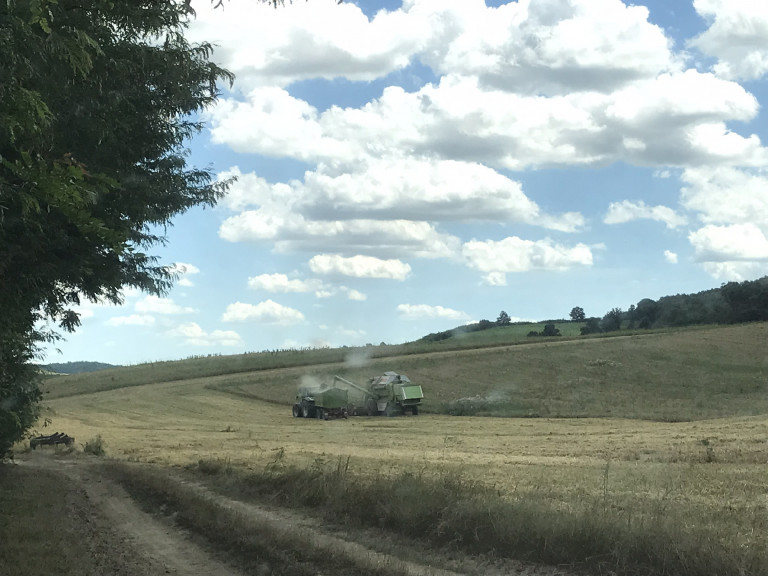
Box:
left=14, top=322, right=768, bottom=575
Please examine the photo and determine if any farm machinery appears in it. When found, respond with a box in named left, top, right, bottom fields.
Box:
left=334, top=372, right=423, bottom=416
left=292, top=371, right=424, bottom=419
left=293, top=385, right=349, bottom=420
left=30, top=432, right=74, bottom=449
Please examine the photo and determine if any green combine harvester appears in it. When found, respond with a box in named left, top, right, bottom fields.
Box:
left=292, top=372, right=424, bottom=419
left=334, top=372, right=423, bottom=416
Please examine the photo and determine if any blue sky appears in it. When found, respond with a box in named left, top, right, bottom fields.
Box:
left=44, top=0, right=768, bottom=365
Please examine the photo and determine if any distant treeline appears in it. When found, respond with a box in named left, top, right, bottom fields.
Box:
left=420, top=276, right=768, bottom=342
left=583, top=275, right=768, bottom=334
left=39, top=361, right=119, bottom=374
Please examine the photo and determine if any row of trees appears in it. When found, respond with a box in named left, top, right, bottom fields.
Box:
left=421, top=276, right=768, bottom=346
left=577, top=276, right=768, bottom=335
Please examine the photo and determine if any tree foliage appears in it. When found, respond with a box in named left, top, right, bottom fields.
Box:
left=601, top=308, right=623, bottom=332
left=0, top=0, right=235, bottom=455
left=496, top=310, right=511, bottom=326
left=569, top=306, right=585, bottom=322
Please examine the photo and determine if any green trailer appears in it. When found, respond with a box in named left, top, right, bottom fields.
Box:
left=292, top=385, right=349, bottom=420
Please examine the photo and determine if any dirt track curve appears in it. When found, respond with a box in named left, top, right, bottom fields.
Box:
left=18, top=452, right=575, bottom=576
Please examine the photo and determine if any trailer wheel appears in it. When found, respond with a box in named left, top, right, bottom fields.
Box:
left=316, top=408, right=324, bottom=420
left=385, top=403, right=396, bottom=417
left=411, top=405, right=419, bottom=416
left=292, top=404, right=301, bottom=418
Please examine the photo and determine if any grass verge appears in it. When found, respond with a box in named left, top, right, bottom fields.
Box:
left=191, top=456, right=767, bottom=576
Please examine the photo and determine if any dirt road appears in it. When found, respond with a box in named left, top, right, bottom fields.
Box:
left=18, top=452, right=572, bottom=576
left=20, top=451, right=245, bottom=576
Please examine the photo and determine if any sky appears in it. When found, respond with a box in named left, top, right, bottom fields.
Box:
left=43, top=0, right=768, bottom=366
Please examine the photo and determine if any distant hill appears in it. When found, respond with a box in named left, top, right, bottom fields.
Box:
left=40, top=361, right=120, bottom=374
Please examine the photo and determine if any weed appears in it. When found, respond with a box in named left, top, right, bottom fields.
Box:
left=196, top=457, right=232, bottom=475
left=83, top=435, right=106, bottom=456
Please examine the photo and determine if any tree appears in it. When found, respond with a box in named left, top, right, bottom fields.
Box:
left=601, top=308, right=624, bottom=332
left=540, top=323, right=561, bottom=337
left=569, top=306, right=586, bottom=322
left=0, top=0, right=243, bottom=455
left=580, top=317, right=601, bottom=335
left=496, top=310, right=512, bottom=326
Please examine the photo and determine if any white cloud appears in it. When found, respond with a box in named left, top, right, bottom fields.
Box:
left=309, top=254, right=411, bottom=280
left=298, top=158, right=583, bottom=231
left=221, top=300, right=305, bottom=325
left=135, top=295, right=196, bottom=315
left=664, top=250, right=679, bottom=264
left=188, top=1, right=423, bottom=90
left=681, top=167, right=768, bottom=227
left=604, top=200, right=687, bottom=229
left=689, top=0, right=768, bottom=81
left=248, top=273, right=321, bottom=293
left=397, top=304, right=469, bottom=321
left=167, top=262, right=201, bottom=287
left=106, top=315, right=156, bottom=327
left=344, top=288, right=367, bottom=301
left=167, top=322, right=244, bottom=347
left=420, top=0, right=679, bottom=94
left=220, top=213, right=461, bottom=259
left=462, top=237, right=594, bottom=285
left=191, top=0, right=678, bottom=94
left=700, top=261, right=768, bottom=281
left=689, top=223, right=768, bottom=262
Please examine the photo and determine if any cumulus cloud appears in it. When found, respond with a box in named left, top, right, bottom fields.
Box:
left=604, top=200, right=687, bottom=229
left=222, top=300, right=305, bottom=325
left=700, top=261, right=768, bottom=281
left=196, top=0, right=768, bottom=292
left=106, top=315, right=156, bottom=327
left=420, top=0, right=679, bottom=94
left=664, top=250, right=679, bottom=264
left=188, top=0, right=423, bottom=90
left=248, top=272, right=368, bottom=301
left=167, top=322, right=244, bottom=347
left=689, top=0, right=768, bottom=81
left=462, top=237, right=594, bottom=285
left=167, top=262, right=200, bottom=287
left=248, top=273, right=321, bottom=293
left=220, top=213, right=461, bottom=259
left=689, top=223, right=768, bottom=262
left=681, top=167, right=768, bottom=227
left=397, top=304, right=469, bottom=321
left=135, top=296, right=196, bottom=315
left=309, top=254, right=411, bottom=280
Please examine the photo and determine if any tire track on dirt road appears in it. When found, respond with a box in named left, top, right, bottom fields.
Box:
left=20, top=452, right=245, bottom=576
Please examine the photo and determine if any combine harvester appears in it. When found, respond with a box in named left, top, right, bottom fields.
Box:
left=334, top=372, right=423, bottom=416
left=292, top=372, right=424, bottom=419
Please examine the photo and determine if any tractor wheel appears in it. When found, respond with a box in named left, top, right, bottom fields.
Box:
left=411, top=405, right=419, bottom=416
left=301, top=402, right=310, bottom=418
left=367, top=399, right=378, bottom=416
left=316, top=408, right=324, bottom=420
left=292, top=404, right=301, bottom=418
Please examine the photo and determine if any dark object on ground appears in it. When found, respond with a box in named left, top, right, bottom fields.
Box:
left=30, top=433, right=75, bottom=450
